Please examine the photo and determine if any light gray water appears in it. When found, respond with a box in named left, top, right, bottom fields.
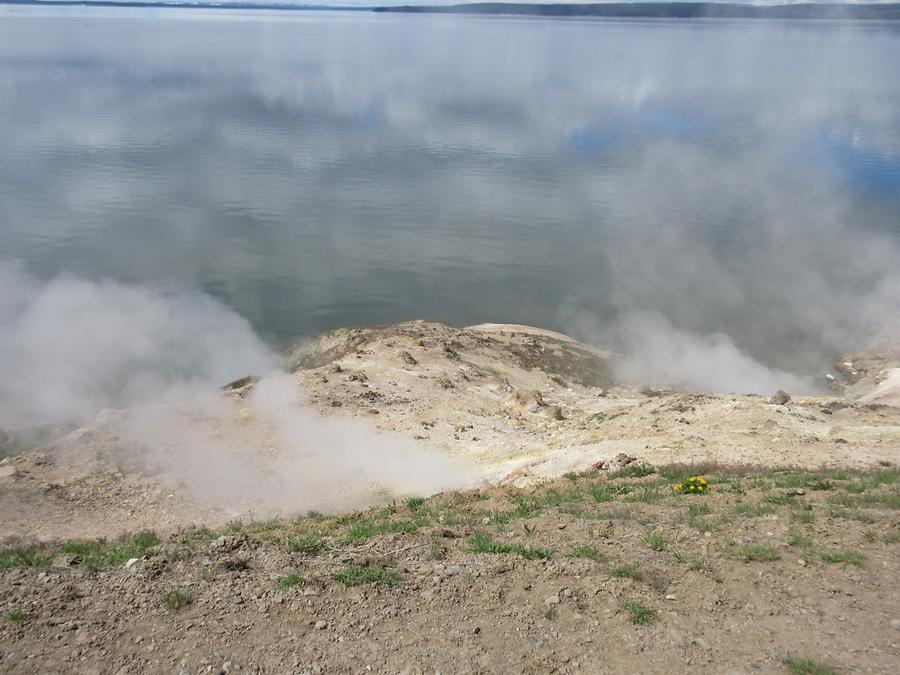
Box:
left=2, top=7, right=899, bottom=373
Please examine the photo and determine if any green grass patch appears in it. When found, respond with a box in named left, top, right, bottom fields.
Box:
left=404, top=496, right=426, bottom=511
left=854, top=492, right=900, bottom=509
left=610, top=563, right=644, bottom=582
left=732, top=502, right=776, bottom=518
left=827, top=507, right=876, bottom=524
left=589, top=483, right=631, bottom=502
left=177, top=528, right=218, bottom=549
left=249, top=519, right=281, bottom=533
left=567, top=546, right=605, bottom=561
left=820, top=550, right=866, bottom=567
left=60, top=531, right=159, bottom=570
left=0, top=546, right=53, bottom=569
left=288, top=534, right=326, bottom=554
left=649, top=572, right=669, bottom=591
left=331, top=564, right=401, bottom=587
left=620, top=600, right=657, bottom=625
left=466, top=532, right=553, bottom=559
left=277, top=573, right=304, bottom=588
left=609, top=464, right=656, bottom=479
left=5, top=609, right=24, bottom=623
left=726, top=541, right=780, bottom=562
left=672, top=551, right=705, bottom=570
left=764, top=493, right=796, bottom=506
left=688, top=503, right=712, bottom=517
left=685, top=502, right=718, bottom=531
left=788, top=531, right=813, bottom=549
left=439, top=508, right=481, bottom=527
left=644, top=531, right=666, bottom=551
left=343, top=516, right=427, bottom=544
left=162, top=589, right=192, bottom=611
left=624, top=487, right=665, bottom=503
left=782, top=654, right=839, bottom=675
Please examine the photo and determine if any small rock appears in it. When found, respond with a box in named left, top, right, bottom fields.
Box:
left=124, top=558, right=141, bottom=569
left=769, top=390, right=791, bottom=405
left=665, top=594, right=677, bottom=601
left=52, top=554, right=82, bottom=568
left=314, top=620, right=328, bottom=630
left=399, top=351, right=418, bottom=366
left=890, top=618, right=900, bottom=631
left=473, top=626, right=481, bottom=635
left=798, top=559, right=807, bottom=566
left=544, top=593, right=560, bottom=608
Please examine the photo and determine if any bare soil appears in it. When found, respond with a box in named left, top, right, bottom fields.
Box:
left=1, top=320, right=899, bottom=673
left=1, top=466, right=899, bottom=674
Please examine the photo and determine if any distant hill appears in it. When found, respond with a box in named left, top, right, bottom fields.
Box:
left=374, top=3, right=900, bottom=20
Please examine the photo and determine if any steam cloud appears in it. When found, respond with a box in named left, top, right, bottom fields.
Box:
left=0, top=261, right=275, bottom=427
left=0, top=262, right=474, bottom=513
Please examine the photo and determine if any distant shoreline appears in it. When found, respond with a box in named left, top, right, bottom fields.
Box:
left=3, top=1, right=900, bottom=21
left=375, top=3, right=900, bottom=20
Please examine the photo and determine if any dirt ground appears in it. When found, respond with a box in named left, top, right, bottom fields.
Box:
left=2, top=321, right=899, bottom=542
left=1, top=465, right=899, bottom=674
left=1, top=321, right=899, bottom=673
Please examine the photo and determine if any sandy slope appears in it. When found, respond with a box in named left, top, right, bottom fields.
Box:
left=1, top=320, right=898, bottom=542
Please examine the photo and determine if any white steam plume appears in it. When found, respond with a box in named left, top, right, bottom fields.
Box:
left=612, top=311, right=813, bottom=395
left=0, top=261, right=275, bottom=427
left=1, top=261, right=474, bottom=514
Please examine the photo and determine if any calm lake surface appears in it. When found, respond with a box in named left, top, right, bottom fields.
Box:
left=1, top=7, right=899, bottom=367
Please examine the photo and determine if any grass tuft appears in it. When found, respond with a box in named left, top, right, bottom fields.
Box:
left=288, top=534, right=326, bottom=555
left=162, top=589, right=192, bottom=611
left=673, top=551, right=705, bottom=570
left=567, top=546, right=605, bottom=561
left=610, top=563, right=644, bottom=582
left=467, top=532, right=553, bottom=559
left=726, top=541, right=780, bottom=562
left=331, top=564, right=400, bottom=587
left=788, top=531, right=813, bottom=549
left=277, top=573, right=304, bottom=588
left=609, top=464, right=656, bottom=479
left=60, top=531, right=158, bottom=570
left=0, top=546, right=53, bottom=569
left=820, top=550, right=866, bottom=567
left=644, top=531, right=666, bottom=551
left=404, top=496, right=426, bottom=511
left=620, top=600, right=657, bottom=625
left=782, top=654, right=839, bottom=675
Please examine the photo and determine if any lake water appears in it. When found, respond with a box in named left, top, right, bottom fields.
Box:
left=1, top=7, right=899, bottom=371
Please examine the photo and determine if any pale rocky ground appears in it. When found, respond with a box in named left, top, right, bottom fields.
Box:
left=1, top=320, right=899, bottom=542
left=1, top=321, right=900, bottom=674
